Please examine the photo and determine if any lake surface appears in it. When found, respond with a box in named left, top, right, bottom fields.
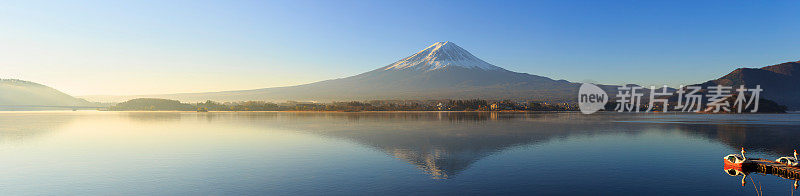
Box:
left=1, top=111, right=798, bottom=195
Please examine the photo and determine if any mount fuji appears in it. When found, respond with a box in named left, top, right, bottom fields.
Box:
left=382, top=41, right=503, bottom=71
left=87, top=42, right=592, bottom=102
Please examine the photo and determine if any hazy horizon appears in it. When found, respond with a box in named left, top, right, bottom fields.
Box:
left=3, top=0, right=800, bottom=96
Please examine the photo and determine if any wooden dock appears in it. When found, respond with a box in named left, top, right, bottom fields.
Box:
left=745, top=159, right=800, bottom=181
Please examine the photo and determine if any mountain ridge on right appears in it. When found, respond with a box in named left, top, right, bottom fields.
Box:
left=698, top=60, right=800, bottom=110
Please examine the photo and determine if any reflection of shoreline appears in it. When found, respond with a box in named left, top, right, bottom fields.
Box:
left=0, top=112, right=78, bottom=144
left=241, top=112, right=649, bottom=179
left=618, top=113, right=800, bottom=156
left=617, top=113, right=800, bottom=125
left=5, top=111, right=798, bottom=181
left=674, top=123, right=800, bottom=157
left=244, top=112, right=800, bottom=179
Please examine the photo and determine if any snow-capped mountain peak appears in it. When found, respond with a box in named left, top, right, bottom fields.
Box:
left=384, top=41, right=503, bottom=71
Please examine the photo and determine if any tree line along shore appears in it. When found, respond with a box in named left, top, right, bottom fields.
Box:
left=104, top=97, right=787, bottom=113
left=105, top=98, right=578, bottom=112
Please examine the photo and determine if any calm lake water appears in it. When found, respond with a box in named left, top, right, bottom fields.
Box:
left=1, top=111, right=798, bottom=195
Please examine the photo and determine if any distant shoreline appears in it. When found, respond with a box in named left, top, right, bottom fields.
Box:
left=1, top=110, right=577, bottom=113
left=1, top=110, right=795, bottom=114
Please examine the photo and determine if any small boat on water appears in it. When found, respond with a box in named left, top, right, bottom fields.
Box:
left=723, top=147, right=751, bottom=168
left=722, top=149, right=800, bottom=190
left=776, top=150, right=799, bottom=167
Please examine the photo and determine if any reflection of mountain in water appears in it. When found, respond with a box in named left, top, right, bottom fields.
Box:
left=250, top=112, right=656, bottom=179
left=677, top=123, right=800, bottom=157
left=244, top=112, right=800, bottom=179
left=93, top=112, right=800, bottom=180
left=624, top=114, right=800, bottom=156
left=10, top=111, right=798, bottom=180
left=0, top=112, right=77, bottom=143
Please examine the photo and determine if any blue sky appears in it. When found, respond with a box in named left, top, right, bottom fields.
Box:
left=2, top=0, right=799, bottom=95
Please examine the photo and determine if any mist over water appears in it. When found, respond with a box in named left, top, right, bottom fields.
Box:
left=0, top=111, right=798, bottom=195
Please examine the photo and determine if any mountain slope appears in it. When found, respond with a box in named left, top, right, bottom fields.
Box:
left=0, top=79, right=91, bottom=106
left=91, top=42, right=589, bottom=102
left=700, top=61, right=800, bottom=110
